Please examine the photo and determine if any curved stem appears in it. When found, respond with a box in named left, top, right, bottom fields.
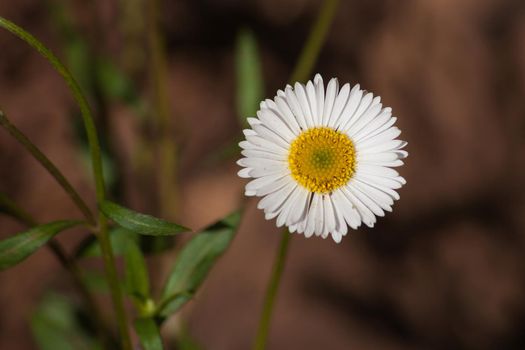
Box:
left=253, top=229, right=290, bottom=350
left=146, top=0, right=178, bottom=218
left=290, top=0, right=340, bottom=83
left=0, top=110, right=95, bottom=225
left=253, top=0, right=340, bottom=348
left=0, top=17, right=132, bottom=350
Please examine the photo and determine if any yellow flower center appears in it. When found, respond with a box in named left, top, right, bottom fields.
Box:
left=288, top=127, right=356, bottom=194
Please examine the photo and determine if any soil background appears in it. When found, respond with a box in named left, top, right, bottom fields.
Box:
left=1, top=0, right=525, bottom=349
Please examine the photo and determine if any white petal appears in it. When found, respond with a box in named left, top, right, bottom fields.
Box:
left=353, top=108, right=392, bottom=142
left=357, top=127, right=401, bottom=150
left=347, top=97, right=382, bottom=138
left=245, top=134, right=287, bottom=154
left=305, top=194, right=320, bottom=237
left=323, top=195, right=337, bottom=236
left=285, top=85, right=308, bottom=130
left=288, top=187, right=310, bottom=224
left=252, top=123, right=290, bottom=149
left=314, top=193, right=324, bottom=236
left=241, top=149, right=287, bottom=161
left=306, top=81, right=320, bottom=125
left=257, top=181, right=295, bottom=213
left=328, top=83, right=350, bottom=128
left=341, top=91, right=373, bottom=132
left=341, top=186, right=376, bottom=228
left=354, top=176, right=400, bottom=200
left=275, top=96, right=302, bottom=136
left=348, top=184, right=385, bottom=217
left=238, top=167, right=252, bottom=178
left=314, top=74, right=325, bottom=124
left=256, top=109, right=295, bottom=143
left=322, top=78, right=338, bottom=126
left=294, top=82, right=315, bottom=128
left=331, top=190, right=361, bottom=229
left=265, top=99, right=301, bottom=135
left=356, top=164, right=400, bottom=179
left=336, top=84, right=362, bottom=130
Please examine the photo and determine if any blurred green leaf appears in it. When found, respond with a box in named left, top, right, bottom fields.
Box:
left=75, top=227, right=138, bottom=258
left=96, top=58, right=137, bottom=104
left=100, top=200, right=190, bottom=236
left=236, top=28, right=264, bottom=127
left=176, top=323, right=203, bottom=350
left=0, top=220, right=81, bottom=271
left=134, top=318, right=163, bottom=350
left=124, top=236, right=150, bottom=302
left=31, top=292, right=103, bottom=350
left=157, top=211, right=241, bottom=318
left=81, top=269, right=110, bottom=293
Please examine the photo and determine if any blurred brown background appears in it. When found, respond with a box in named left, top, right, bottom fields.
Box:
left=1, top=0, right=525, bottom=349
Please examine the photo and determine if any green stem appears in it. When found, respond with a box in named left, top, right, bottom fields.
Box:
left=0, top=192, right=110, bottom=348
left=146, top=0, right=178, bottom=218
left=253, top=229, right=290, bottom=350
left=0, top=17, right=132, bottom=350
left=0, top=110, right=95, bottom=225
left=253, top=0, right=340, bottom=348
left=290, top=0, right=340, bottom=83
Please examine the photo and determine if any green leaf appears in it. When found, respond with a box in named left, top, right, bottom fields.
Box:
left=124, top=236, right=150, bottom=302
left=157, top=211, right=241, bottom=318
left=134, top=318, right=163, bottom=350
left=75, top=227, right=138, bottom=258
left=0, top=220, right=81, bottom=271
left=31, top=292, right=103, bottom=350
left=100, top=200, right=190, bottom=236
left=176, top=323, right=203, bottom=350
left=96, top=58, right=138, bottom=104
left=236, top=28, right=264, bottom=127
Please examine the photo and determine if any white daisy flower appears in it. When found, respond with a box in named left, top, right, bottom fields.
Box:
left=237, top=74, right=407, bottom=243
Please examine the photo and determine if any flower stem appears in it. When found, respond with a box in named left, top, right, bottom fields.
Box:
left=290, top=0, right=340, bottom=83
left=146, top=0, right=178, bottom=218
left=0, top=17, right=132, bottom=350
left=253, top=0, right=340, bottom=348
left=253, top=229, right=290, bottom=350
left=0, top=109, right=95, bottom=225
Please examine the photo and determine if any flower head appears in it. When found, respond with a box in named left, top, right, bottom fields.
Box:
left=237, top=75, right=407, bottom=243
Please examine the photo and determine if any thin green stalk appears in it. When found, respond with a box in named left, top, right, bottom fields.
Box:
left=253, top=1, right=340, bottom=348
left=146, top=0, right=178, bottom=218
left=290, top=0, right=340, bottom=83
left=0, top=192, right=110, bottom=348
left=0, top=17, right=132, bottom=350
left=253, top=229, right=290, bottom=350
left=0, top=109, right=95, bottom=225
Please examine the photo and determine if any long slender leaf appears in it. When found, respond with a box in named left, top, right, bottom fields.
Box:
left=134, top=318, right=163, bottom=350
left=100, top=200, right=190, bottom=236
left=157, top=211, right=241, bottom=318
left=75, top=227, right=138, bottom=258
left=0, top=220, right=82, bottom=270
left=31, top=293, right=103, bottom=350
left=236, top=28, right=264, bottom=127
left=124, top=237, right=150, bottom=302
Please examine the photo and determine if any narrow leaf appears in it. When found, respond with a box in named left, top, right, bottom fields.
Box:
left=236, top=28, right=264, bottom=127
left=157, top=211, right=241, bottom=318
left=0, top=220, right=81, bottom=271
left=134, top=318, right=163, bottom=350
left=75, top=227, right=138, bottom=258
left=31, top=293, right=103, bottom=350
left=124, top=237, right=150, bottom=302
left=100, top=200, right=190, bottom=236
